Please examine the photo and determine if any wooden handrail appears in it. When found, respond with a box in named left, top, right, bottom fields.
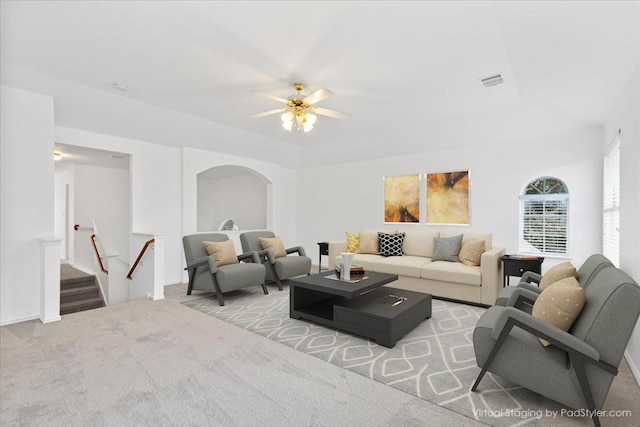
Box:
left=127, top=239, right=155, bottom=279
left=90, top=234, right=108, bottom=274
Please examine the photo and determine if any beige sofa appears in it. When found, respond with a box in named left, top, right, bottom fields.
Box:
left=328, top=230, right=505, bottom=305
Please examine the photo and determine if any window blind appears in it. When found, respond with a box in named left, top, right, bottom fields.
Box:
left=520, top=195, right=568, bottom=255
left=603, top=139, right=620, bottom=266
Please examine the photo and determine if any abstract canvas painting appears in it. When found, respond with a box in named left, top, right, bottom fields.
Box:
left=426, top=170, right=470, bottom=225
left=384, top=174, right=420, bottom=223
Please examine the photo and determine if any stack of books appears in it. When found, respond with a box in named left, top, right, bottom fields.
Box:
left=335, top=264, right=365, bottom=278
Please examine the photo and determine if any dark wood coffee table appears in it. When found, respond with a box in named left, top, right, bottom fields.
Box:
left=290, top=271, right=432, bottom=348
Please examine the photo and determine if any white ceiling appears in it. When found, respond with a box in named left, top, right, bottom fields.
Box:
left=2, top=1, right=640, bottom=168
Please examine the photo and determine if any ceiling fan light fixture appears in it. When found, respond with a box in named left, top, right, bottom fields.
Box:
left=305, top=113, right=317, bottom=126
left=254, top=82, right=349, bottom=132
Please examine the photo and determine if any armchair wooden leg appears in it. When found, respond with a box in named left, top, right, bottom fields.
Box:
left=187, top=268, right=196, bottom=295
left=267, top=263, right=283, bottom=291
left=211, top=275, right=225, bottom=306
left=572, top=357, right=601, bottom=427
left=261, top=283, right=268, bottom=295
left=471, top=369, right=487, bottom=392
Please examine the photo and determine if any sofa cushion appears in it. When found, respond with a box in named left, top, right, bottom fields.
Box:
left=203, top=240, right=239, bottom=267
left=441, top=231, right=492, bottom=251
left=539, top=261, right=577, bottom=289
left=357, top=229, right=379, bottom=254
left=532, top=276, right=585, bottom=346
left=402, top=230, right=440, bottom=257
left=459, top=238, right=486, bottom=266
left=333, top=253, right=382, bottom=271
left=346, top=232, right=360, bottom=253
left=378, top=232, right=405, bottom=257
left=432, top=234, right=463, bottom=262
left=372, top=255, right=430, bottom=278
left=421, top=261, right=481, bottom=286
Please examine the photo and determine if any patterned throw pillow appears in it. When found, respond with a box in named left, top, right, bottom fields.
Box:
left=459, top=238, right=486, bottom=266
left=539, top=261, right=577, bottom=289
left=357, top=230, right=379, bottom=254
left=377, top=232, right=405, bottom=257
left=203, top=240, right=239, bottom=267
left=532, top=276, right=586, bottom=346
left=432, top=234, right=463, bottom=262
left=346, top=232, right=360, bottom=253
left=258, top=236, right=287, bottom=258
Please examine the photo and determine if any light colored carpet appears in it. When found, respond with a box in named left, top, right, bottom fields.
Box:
left=182, top=283, right=640, bottom=427
left=1, top=283, right=484, bottom=427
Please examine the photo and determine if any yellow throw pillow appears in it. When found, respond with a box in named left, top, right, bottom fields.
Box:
left=539, top=261, right=577, bottom=289
left=203, top=240, right=239, bottom=267
left=459, top=238, right=485, bottom=266
left=259, top=236, right=287, bottom=258
left=346, top=232, right=360, bottom=253
left=532, top=276, right=585, bottom=346
left=356, top=230, right=379, bottom=254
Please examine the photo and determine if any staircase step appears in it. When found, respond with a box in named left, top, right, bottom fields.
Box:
left=60, top=297, right=105, bottom=315
left=61, top=277, right=97, bottom=290
left=60, top=285, right=101, bottom=304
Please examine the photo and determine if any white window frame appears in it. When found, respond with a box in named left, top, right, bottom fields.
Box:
left=603, top=138, right=620, bottom=267
left=518, top=177, right=569, bottom=257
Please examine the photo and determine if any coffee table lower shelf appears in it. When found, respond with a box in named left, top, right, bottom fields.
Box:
left=290, top=286, right=432, bottom=348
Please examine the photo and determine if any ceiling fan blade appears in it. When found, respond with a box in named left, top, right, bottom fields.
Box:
left=252, top=108, right=284, bottom=118
left=303, top=88, right=333, bottom=105
left=314, top=107, right=351, bottom=120
left=251, top=90, right=289, bottom=104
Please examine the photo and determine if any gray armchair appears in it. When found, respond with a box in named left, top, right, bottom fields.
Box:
left=472, top=266, right=640, bottom=427
left=183, top=233, right=267, bottom=306
left=494, top=254, right=613, bottom=311
left=240, top=231, right=311, bottom=290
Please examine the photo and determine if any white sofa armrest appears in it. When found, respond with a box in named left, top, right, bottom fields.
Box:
left=328, top=240, right=347, bottom=269
left=480, top=246, right=506, bottom=305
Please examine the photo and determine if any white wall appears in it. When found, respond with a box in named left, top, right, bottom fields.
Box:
left=54, top=127, right=184, bottom=285
left=604, top=62, right=640, bottom=382
left=197, top=173, right=267, bottom=231
left=73, top=164, right=130, bottom=260
left=1, top=86, right=55, bottom=325
left=54, top=168, right=71, bottom=260
left=183, top=146, right=296, bottom=264
left=296, top=127, right=603, bottom=272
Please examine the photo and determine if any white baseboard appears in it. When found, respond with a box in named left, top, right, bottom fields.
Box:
left=624, top=351, right=640, bottom=386
left=1, top=314, right=40, bottom=326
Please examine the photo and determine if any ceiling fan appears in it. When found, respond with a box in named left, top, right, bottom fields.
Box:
left=252, top=82, right=350, bottom=132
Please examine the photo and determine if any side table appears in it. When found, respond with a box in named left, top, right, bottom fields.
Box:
left=317, top=242, right=329, bottom=273
left=501, top=255, right=544, bottom=287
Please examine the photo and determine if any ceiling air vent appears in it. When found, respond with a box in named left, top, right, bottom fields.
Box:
left=480, top=74, right=504, bottom=88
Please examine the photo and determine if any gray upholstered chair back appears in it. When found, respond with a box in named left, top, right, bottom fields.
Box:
left=570, top=266, right=640, bottom=367
left=240, top=231, right=275, bottom=253
left=576, top=254, right=614, bottom=290
left=183, top=233, right=230, bottom=263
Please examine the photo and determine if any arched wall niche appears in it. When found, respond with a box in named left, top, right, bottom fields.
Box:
left=196, top=165, right=271, bottom=232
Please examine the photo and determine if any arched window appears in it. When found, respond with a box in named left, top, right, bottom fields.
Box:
left=519, top=177, right=569, bottom=256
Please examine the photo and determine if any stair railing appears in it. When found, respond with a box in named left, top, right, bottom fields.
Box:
left=127, top=239, right=155, bottom=279
left=90, top=234, right=108, bottom=274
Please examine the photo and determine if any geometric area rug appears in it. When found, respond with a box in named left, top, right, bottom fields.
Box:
left=182, top=285, right=577, bottom=427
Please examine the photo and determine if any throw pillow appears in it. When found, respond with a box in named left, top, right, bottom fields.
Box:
left=346, top=232, right=360, bottom=253
left=203, top=240, right=239, bottom=267
left=258, top=236, right=287, bottom=258
left=432, top=234, right=463, bottom=262
left=357, top=230, right=379, bottom=254
left=459, top=238, right=485, bottom=266
left=377, top=232, right=405, bottom=257
left=539, top=261, right=577, bottom=289
left=532, top=276, right=586, bottom=346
